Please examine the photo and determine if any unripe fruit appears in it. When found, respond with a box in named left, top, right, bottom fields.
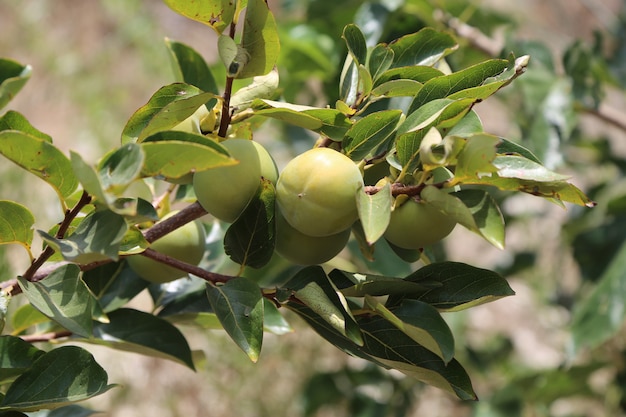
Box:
left=275, top=209, right=350, bottom=265
left=276, top=147, right=363, bottom=237
left=193, top=139, right=278, bottom=223
left=384, top=197, right=456, bottom=249
left=127, top=212, right=207, bottom=284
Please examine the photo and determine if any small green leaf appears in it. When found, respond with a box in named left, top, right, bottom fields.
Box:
left=339, top=55, right=359, bottom=107
left=97, top=144, right=144, bottom=195
left=454, top=134, right=500, bottom=181
left=224, top=178, right=276, bottom=269
left=357, top=182, right=392, bottom=244
left=0, top=201, right=35, bottom=253
left=329, top=269, right=436, bottom=297
left=0, top=346, right=115, bottom=412
left=368, top=44, right=394, bottom=81
left=206, top=278, right=264, bottom=362
left=0, top=111, right=52, bottom=142
left=17, top=264, right=104, bottom=338
left=165, top=38, right=219, bottom=96
left=389, top=28, right=457, bottom=68
left=371, top=79, right=423, bottom=98
left=0, top=59, right=31, bottom=109
left=0, top=336, right=44, bottom=384
left=162, top=0, right=235, bottom=34
left=342, top=24, right=367, bottom=66
left=0, top=131, right=78, bottom=203
left=39, top=209, right=128, bottom=264
left=90, top=308, right=195, bottom=369
left=238, top=0, right=280, bottom=78
left=343, top=110, right=402, bottom=161
left=230, top=69, right=280, bottom=110
left=389, top=261, right=515, bottom=311
left=374, top=65, right=443, bottom=86
left=121, top=83, right=217, bottom=144
left=10, top=304, right=49, bottom=335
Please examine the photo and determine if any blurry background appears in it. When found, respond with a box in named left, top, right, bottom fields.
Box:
left=1, top=0, right=626, bottom=416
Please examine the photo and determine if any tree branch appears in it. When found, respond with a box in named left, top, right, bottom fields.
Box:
left=138, top=248, right=233, bottom=284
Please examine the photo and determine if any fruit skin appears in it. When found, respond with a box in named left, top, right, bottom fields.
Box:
left=127, top=212, right=207, bottom=284
left=193, top=139, right=278, bottom=223
left=274, top=209, right=350, bottom=265
left=276, top=147, right=364, bottom=237
left=384, top=197, right=456, bottom=249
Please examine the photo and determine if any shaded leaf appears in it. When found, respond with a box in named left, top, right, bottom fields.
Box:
left=263, top=298, right=292, bottom=335
left=0, top=201, right=34, bottom=253
left=0, top=346, right=115, bottom=412
left=343, top=110, right=402, bottom=161
left=343, top=24, right=367, bottom=66
left=368, top=44, right=394, bottom=81
left=0, top=59, right=31, bottom=110
left=206, top=278, right=264, bottom=362
left=329, top=269, right=436, bottom=297
left=374, top=65, right=443, bottom=87
left=0, top=336, right=44, bottom=384
left=357, top=182, right=391, bottom=244
left=83, top=261, right=150, bottom=313
left=389, top=28, right=457, bottom=68
left=97, top=144, right=144, bottom=195
left=90, top=308, right=195, bottom=369
left=0, top=111, right=52, bottom=142
left=165, top=38, right=219, bottom=96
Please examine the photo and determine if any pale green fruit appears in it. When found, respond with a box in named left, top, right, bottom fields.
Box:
left=275, top=209, right=350, bottom=265
left=276, top=147, right=363, bottom=237
left=193, top=139, right=278, bottom=223
left=127, top=212, right=207, bottom=283
left=384, top=197, right=456, bottom=249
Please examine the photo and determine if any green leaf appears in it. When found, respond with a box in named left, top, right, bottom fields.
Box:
left=357, top=182, right=391, bottom=244
left=206, top=278, right=264, bottom=362
left=570, top=240, right=626, bottom=355
left=263, top=298, right=292, bottom=335
left=370, top=79, right=423, bottom=98
left=374, top=66, right=443, bottom=87
left=90, top=308, right=195, bottom=369
left=97, top=144, right=144, bottom=195
left=165, top=38, right=219, bottom=96
left=17, top=264, right=105, bottom=338
left=224, top=178, right=275, bottom=269
left=0, top=346, right=115, bottom=412
left=140, top=133, right=235, bottom=180
left=454, top=134, right=500, bottom=181
left=368, top=44, right=394, bottom=81
left=121, top=83, right=217, bottom=144
left=238, top=0, right=280, bottom=79
left=0, top=111, right=52, bottom=142
left=0, top=59, right=31, bottom=109
left=283, top=266, right=363, bottom=346
left=343, top=110, right=402, bottom=161
left=342, top=24, right=367, bottom=66
left=162, top=0, right=235, bottom=34
left=0, top=336, right=44, bottom=384
left=329, top=269, right=436, bottom=297
left=496, top=138, right=542, bottom=164
left=46, top=404, right=100, bottom=417
left=83, top=261, right=149, bottom=313
left=10, top=304, right=49, bottom=335
left=493, top=155, right=571, bottom=182
left=39, top=210, right=128, bottom=264
left=339, top=55, right=359, bottom=107
left=230, top=69, right=280, bottom=110
left=389, top=28, right=457, bottom=68
left=0, top=131, right=78, bottom=203
left=388, top=261, right=515, bottom=311
left=364, top=296, right=455, bottom=363
left=0, top=201, right=35, bottom=253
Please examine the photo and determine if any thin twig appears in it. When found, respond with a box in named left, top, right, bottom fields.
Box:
left=139, top=248, right=233, bottom=284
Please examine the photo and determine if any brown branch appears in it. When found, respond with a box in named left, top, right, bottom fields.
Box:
left=20, top=330, right=72, bottom=343
left=143, top=201, right=208, bottom=243
left=218, top=22, right=238, bottom=138
left=138, top=248, right=233, bottom=284
left=433, top=9, right=504, bottom=57
left=579, top=102, right=626, bottom=133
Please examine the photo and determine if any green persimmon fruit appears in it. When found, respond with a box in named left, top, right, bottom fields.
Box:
left=275, top=209, right=350, bottom=265
left=276, top=147, right=364, bottom=237
left=193, top=139, right=278, bottom=223
left=384, top=197, right=456, bottom=249
left=127, top=212, right=207, bottom=283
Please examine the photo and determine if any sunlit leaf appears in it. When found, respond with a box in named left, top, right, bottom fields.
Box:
left=97, top=144, right=144, bottom=195
left=0, top=111, right=52, bottom=142
left=10, top=304, right=49, bottom=335
left=343, top=110, right=402, bottom=161
left=0, top=201, right=34, bottom=253
left=0, top=346, right=115, bottom=412
left=206, top=278, right=264, bottom=362
left=343, top=24, right=367, bottom=66
left=389, top=28, right=457, bottom=68
left=230, top=69, right=280, bottom=110
left=238, top=0, right=280, bottom=78
left=454, top=134, right=500, bottom=181
left=368, top=44, right=394, bottom=81
left=162, top=0, right=235, bottom=34
left=165, top=38, right=219, bottom=96
left=0, top=59, right=31, bottom=109
left=357, top=182, right=392, bottom=244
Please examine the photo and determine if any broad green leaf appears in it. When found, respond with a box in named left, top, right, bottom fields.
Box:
left=374, top=65, right=443, bottom=87
left=0, top=131, right=78, bottom=202
left=343, top=24, right=367, bottom=66
left=368, top=44, right=394, bottom=81
left=364, top=296, right=455, bottom=363
left=206, top=277, right=264, bottom=362
left=162, top=0, right=235, bottom=34
left=17, top=264, right=105, bottom=338
left=454, top=134, right=500, bottom=181
left=329, top=269, right=437, bottom=297
left=339, top=54, right=359, bottom=107
left=224, top=178, right=275, bottom=269
left=407, top=59, right=508, bottom=113
left=388, top=261, right=515, bottom=311
left=0, top=201, right=35, bottom=253
left=141, top=134, right=235, bottom=180
left=343, top=110, right=402, bottom=161
left=0, top=346, right=115, bottom=412
left=238, top=0, right=280, bottom=79
left=283, top=266, right=363, bottom=346
left=39, top=209, right=128, bottom=264
left=389, top=28, right=457, bottom=68
left=90, top=308, right=195, bottom=369
left=0, top=59, right=31, bottom=110
left=370, top=79, right=423, bottom=98
left=0, top=336, right=44, bottom=384
left=121, top=83, right=216, bottom=144
left=230, top=69, right=280, bottom=110
left=0, top=111, right=52, bottom=142
left=97, top=144, right=144, bottom=195
left=70, top=152, right=109, bottom=206
left=356, top=182, right=391, bottom=244
left=83, top=261, right=149, bottom=313
left=496, top=138, right=542, bottom=164
left=493, top=155, right=571, bottom=182
left=165, top=38, right=219, bottom=96
left=570, top=240, right=626, bottom=355
left=10, top=304, right=49, bottom=335
left=263, top=298, right=292, bottom=335
left=446, top=110, right=483, bottom=138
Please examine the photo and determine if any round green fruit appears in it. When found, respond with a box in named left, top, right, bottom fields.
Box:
left=276, top=147, right=363, bottom=237
left=127, top=212, right=207, bottom=284
left=275, top=209, right=350, bottom=265
left=384, top=197, right=456, bottom=249
left=193, top=139, right=278, bottom=223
